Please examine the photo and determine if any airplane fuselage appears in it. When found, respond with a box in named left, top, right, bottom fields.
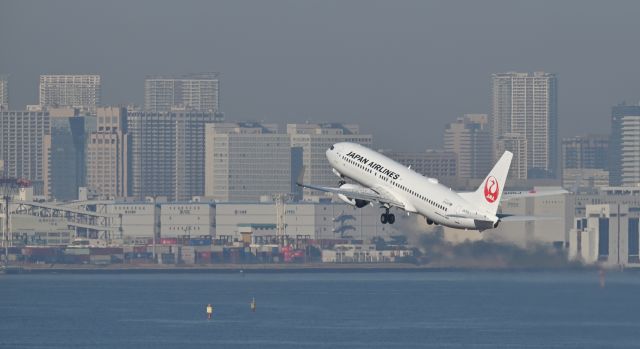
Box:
left=326, top=142, right=498, bottom=230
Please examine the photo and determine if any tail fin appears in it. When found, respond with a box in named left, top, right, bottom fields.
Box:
left=465, top=151, right=512, bottom=215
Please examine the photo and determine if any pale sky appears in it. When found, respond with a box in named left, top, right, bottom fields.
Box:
left=1, top=0, right=639, bottom=150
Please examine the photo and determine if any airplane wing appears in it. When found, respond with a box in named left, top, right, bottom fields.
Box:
left=297, top=182, right=405, bottom=209
left=501, top=189, right=569, bottom=201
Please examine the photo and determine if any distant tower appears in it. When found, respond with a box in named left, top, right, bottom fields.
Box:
left=491, top=72, right=558, bottom=178
left=144, top=73, right=220, bottom=113
left=86, top=107, right=129, bottom=198
left=610, top=104, right=640, bottom=187
left=128, top=108, right=219, bottom=201
left=561, top=135, right=609, bottom=188
left=444, top=114, right=492, bottom=179
left=39, top=75, right=101, bottom=113
left=0, top=75, right=8, bottom=110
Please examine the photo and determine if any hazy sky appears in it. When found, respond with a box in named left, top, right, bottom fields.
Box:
left=2, top=0, right=640, bottom=151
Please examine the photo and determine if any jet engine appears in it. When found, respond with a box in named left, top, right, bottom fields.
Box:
left=337, top=183, right=371, bottom=208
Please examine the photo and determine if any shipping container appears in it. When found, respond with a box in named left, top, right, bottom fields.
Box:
left=188, top=238, right=212, bottom=246
left=160, top=238, right=178, bottom=245
left=197, top=251, right=211, bottom=264
left=90, top=255, right=111, bottom=265
left=64, top=248, right=90, bottom=255
left=90, top=247, right=124, bottom=255
left=160, top=253, right=175, bottom=264
left=133, top=246, right=147, bottom=253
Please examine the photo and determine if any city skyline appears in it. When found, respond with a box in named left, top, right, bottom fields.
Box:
left=2, top=1, right=640, bottom=151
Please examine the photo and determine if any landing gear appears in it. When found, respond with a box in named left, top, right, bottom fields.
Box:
left=380, top=208, right=395, bottom=224
left=338, top=179, right=346, bottom=186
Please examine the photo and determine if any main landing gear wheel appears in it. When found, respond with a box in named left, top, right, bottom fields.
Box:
left=380, top=208, right=395, bottom=224
left=338, top=179, right=346, bottom=186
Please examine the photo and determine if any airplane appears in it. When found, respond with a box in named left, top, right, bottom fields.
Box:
left=297, top=142, right=568, bottom=231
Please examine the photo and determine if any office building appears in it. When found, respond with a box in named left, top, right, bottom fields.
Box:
left=39, top=75, right=101, bottom=113
left=86, top=107, right=129, bottom=198
left=0, top=75, right=8, bottom=109
left=561, top=135, right=609, bottom=188
left=204, top=122, right=292, bottom=202
left=610, top=104, right=640, bottom=187
left=288, top=123, right=372, bottom=200
left=444, top=114, right=492, bottom=179
left=496, top=133, right=528, bottom=180
left=144, top=73, right=220, bottom=113
left=43, top=107, right=85, bottom=200
left=492, top=72, right=558, bottom=178
left=128, top=108, right=220, bottom=201
left=0, top=110, right=50, bottom=194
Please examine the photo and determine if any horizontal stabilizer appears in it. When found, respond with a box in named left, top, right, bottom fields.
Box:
left=496, top=214, right=561, bottom=222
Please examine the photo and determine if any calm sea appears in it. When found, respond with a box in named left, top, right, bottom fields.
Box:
left=1, top=270, right=638, bottom=348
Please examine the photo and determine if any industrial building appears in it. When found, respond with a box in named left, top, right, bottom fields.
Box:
left=569, top=204, right=640, bottom=268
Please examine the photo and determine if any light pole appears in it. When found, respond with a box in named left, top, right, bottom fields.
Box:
left=0, top=178, right=30, bottom=266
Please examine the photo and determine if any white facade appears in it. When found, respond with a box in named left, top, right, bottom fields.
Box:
left=569, top=204, right=640, bottom=268
left=321, top=244, right=413, bottom=263
left=106, top=203, right=156, bottom=238
left=288, top=123, right=372, bottom=200
left=215, top=202, right=397, bottom=241
left=204, top=122, right=291, bottom=201
left=159, top=203, right=214, bottom=238
left=39, top=75, right=101, bottom=113
left=479, top=188, right=573, bottom=247
left=492, top=72, right=558, bottom=178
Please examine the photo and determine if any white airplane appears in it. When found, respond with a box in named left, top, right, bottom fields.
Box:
left=298, top=142, right=568, bottom=231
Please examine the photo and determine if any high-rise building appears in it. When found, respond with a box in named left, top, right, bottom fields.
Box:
left=491, top=72, right=558, bottom=178
left=496, top=133, right=527, bottom=180
left=288, top=123, right=372, bottom=200
left=43, top=107, right=85, bottom=200
left=128, top=108, right=221, bottom=201
left=39, top=75, right=101, bottom=113
left=144, top=73, right=220, bottom=113
left=0, top=75, right=8, bottom=110
left=561, top=135, right=609, bottom=188
left=610, top=104, right=640, bottom=187
left=379, top=150, right=457, bottom=179
left=444, top=114, right=492, bottom=179
left=0, top=110, right=50, bottom=194
left=204, top=122, right=291, bottom=202
left=86, top=107, right=129, bottom=198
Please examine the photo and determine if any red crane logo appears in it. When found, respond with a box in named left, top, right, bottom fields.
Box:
left=483, top=176, right=499, bottom=203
